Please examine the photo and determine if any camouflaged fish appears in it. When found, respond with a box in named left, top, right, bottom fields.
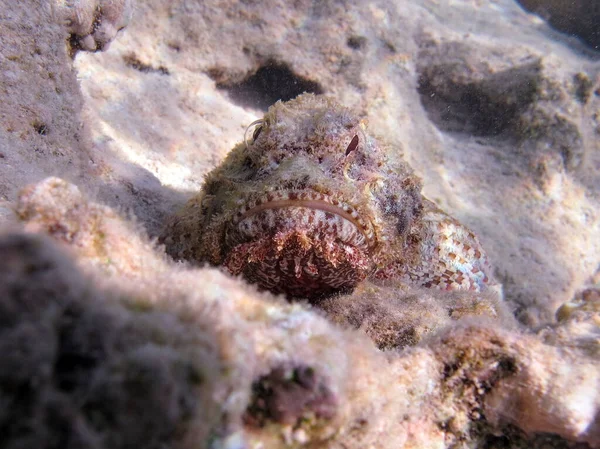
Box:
left=161, top=94, right=496, bottom=300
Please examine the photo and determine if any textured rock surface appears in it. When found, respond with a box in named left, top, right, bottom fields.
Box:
left=2, top=0, right=598, bottom=323
left=1, top=0, right=600, bottom=447
left=0, top=0, right=89, bottom=219
left=70, top=0, right=600, bottom=325
left=2, top=177, right=598, bottom=448
left=54, top=0, right=134, bottom=53
left=516, top=0, right=600, bottom=51
left=321, top=281, right=514, bottom=350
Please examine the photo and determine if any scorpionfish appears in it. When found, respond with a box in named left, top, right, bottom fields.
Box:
left=161, top=94, right=496, bottom=300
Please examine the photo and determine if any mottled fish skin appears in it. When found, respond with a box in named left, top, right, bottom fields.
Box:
left=161, top=93, right=496, bottom=300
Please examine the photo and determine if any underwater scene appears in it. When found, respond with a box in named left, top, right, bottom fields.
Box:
left=0, top=0, right=598, bottom=448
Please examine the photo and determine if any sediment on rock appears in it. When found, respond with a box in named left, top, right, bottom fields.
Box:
left=1, top=0, right=600, bottom=447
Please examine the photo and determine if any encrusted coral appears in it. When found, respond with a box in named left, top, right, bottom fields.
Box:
left=52, top=0, right=134, bottom=53
left=2, top=176, right=597, bottom=448
left=540, top=287, right=600, bottom=357
left=321, top=280, right=514, bottom=350
left=2, top=0, right=600, bottom=447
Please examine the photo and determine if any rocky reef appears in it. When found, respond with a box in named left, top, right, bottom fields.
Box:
left=3, top=176, right=598, bottom=448
left=0, top=0, right=599, bottom=448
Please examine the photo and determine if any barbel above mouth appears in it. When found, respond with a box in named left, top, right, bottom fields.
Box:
left=232, top=191, right=375, bottom=246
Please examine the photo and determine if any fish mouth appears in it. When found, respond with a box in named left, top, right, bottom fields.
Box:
left=224, top=190, right=376, bottom=298
left=231, top=190, right=375, bottom=248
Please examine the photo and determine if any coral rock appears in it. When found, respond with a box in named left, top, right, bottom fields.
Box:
left=53, top=0, right=134, bottom=53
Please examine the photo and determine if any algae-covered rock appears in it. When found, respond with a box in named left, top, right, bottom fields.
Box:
left=0, top=176, right=596, bottom=448
left=1, top=0, right=600, bottom=447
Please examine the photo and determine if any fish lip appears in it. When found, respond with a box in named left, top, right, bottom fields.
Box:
left=231, top=190, right=376, bottom=248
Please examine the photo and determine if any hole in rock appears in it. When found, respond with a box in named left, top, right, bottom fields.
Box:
left=347, top=35, right=367, bottom=50
left=211, top=59, right=324, bottom=110
left=32, top=121, right=48, bottom=135
left=123, top=54, right=170, bottom=75
left=417, top=61, right=540, bottom=137
left=516, top=0, right=600, bottom=52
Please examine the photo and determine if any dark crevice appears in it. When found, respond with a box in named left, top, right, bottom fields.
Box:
left=209, top=59, right=324, bottom=110
left=573, top=72, right=594, bottom=104
left=32, top=121, right=48, bottom=136
left=476, top=422, right=592, bottom=449
left=347, top=35, right=367, bottom=50
left=417, top=61, right=541, bottom=137
left=516, top=0, right=600, bottom=52
left=123, top=54, right=170, bottom=75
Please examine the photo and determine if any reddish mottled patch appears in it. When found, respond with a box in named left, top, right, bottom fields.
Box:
left=244, top=364, right=337, bottom=427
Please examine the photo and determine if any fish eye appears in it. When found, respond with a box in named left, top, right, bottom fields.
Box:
left=345, top=135, right=359, bottom=156
left=253, top=125, right=263, bottom=141
left=244, top=118, right=265, bottom=149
